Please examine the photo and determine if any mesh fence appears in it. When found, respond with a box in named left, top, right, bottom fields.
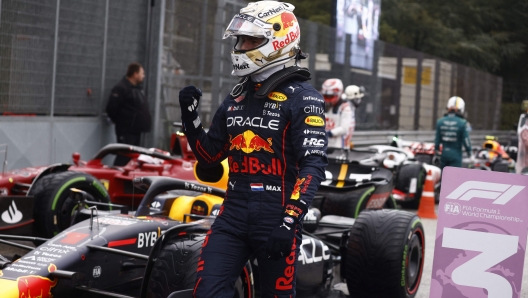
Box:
left=161, top=1, right=502, bottom=142
left=0, top=0, right=503, bottom=147
left=0, top=0, right=148, bottom=116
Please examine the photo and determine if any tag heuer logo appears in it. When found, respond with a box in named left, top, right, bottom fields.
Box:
left=151, top=201, right=161, bottom=208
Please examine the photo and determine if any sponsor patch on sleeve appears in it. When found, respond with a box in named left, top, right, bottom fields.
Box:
left=304, top=116, right=325, bottom=126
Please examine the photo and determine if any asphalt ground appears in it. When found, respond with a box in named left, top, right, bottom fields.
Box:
left=2, top=206, right=528, bottom=297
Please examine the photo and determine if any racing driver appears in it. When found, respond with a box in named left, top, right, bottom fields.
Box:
left=435, top=96, right=472, bottom=168
left=178, top=2, right=327, bottom=297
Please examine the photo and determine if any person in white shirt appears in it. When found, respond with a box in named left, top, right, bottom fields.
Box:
left=322, top=78, right=353, bottom=149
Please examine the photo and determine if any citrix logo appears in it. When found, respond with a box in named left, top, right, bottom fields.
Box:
left=446, top=181, right=524, bottom=205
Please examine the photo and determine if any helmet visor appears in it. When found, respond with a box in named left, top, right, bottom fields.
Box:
left=223, top=14, right=272, bottom=39
left=323, top=94, right=339, bottom=103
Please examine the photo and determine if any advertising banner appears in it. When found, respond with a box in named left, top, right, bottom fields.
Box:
left=430, top=167, right=528, bottom=298
left=335, top=0, right=381, bottom=70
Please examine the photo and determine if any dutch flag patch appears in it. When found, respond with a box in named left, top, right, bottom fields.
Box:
left=250, top=183, right=264, bottom=191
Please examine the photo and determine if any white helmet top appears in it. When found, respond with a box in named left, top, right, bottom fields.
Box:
left=342, top=85, right=364, bottom=100
left=321, top=78, right=343, bottom=105
left=223, top=1, right=300, bottom=77
left=447, top=96, right=465, bottom=113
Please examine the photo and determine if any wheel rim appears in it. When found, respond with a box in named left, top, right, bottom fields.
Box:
left=59, top=194, right=80, bottom=230
left=59, top=188, right=100, bottom=231
left=406, top=229, right=424, bottom=294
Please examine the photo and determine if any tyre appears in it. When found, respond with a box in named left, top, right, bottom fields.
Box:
left=29, top=171, right=110, bottom=238
left=146, top=236, right=254, bottom=298
left=383, top=194, right=398, bottom=209
left=346, top=209, right=425, bottom=298
left=320, top=186, right=376, bottom=218
left=396, top=164, right=426, bottom=209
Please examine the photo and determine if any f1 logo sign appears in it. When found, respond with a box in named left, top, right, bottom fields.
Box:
left=446, top=181, right=524, bottom=205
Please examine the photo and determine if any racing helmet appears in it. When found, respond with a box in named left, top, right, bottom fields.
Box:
left=342, top=85, right=365, bottom=107
left=223, top=1, right=300, bottom=77
left=321, top=78, right=343, bottom=105
left=447, top=96, right=465, bottom=113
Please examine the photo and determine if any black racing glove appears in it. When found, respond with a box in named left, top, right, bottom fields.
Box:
left=266, top=201, right=307, bottom=259
left=179, top=86, right=202, bottom=121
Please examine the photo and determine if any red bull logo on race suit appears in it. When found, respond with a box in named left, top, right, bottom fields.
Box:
left=229, top=130, right=273, bottom=153
left=290, top=178, right=305, bottom=200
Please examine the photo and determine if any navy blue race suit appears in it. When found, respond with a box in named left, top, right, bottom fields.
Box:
left=181, top=77, right=328, bottom=297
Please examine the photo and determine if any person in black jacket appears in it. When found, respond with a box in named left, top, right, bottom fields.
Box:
left=106, top=62, right=152, bottom=165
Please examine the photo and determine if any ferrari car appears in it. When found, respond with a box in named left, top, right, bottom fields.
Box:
left=0, top=128, right=197, bottom=238
left=0, top=158, right=425, bottom=298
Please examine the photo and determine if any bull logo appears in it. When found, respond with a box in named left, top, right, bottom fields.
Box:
left=291, top=178, right=305, bottom=200
left=230, top=130, right=273, bottom=154
left=17, top=271, right=58, bottom=298
left=267, top=12, right=297, bottom=37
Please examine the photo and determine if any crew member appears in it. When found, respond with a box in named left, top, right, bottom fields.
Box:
left=342, top=84, right=364, bottom=146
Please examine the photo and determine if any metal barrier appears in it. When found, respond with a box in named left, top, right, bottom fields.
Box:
left=352, top=130, right=516, bottom=147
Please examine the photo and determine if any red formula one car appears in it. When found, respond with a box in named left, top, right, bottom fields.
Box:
left=0, top=131, right=197, bottom=238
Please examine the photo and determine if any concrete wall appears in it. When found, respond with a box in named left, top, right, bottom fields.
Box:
left=0, top=116, right=115, bottom=170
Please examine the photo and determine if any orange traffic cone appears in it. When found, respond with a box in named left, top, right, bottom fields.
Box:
left=416, top=170, right=437, bottom=219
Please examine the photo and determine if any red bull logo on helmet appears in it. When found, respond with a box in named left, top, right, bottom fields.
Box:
left=280, top=12, right=297, bottom=30
left=229, top=130, right=273, bottom=153
left=272, top=26, right=300, bottom=51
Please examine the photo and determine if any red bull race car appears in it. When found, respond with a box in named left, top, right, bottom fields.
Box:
left=461, top=136, right=515, bottom=173
left=0, top=158, right=425, bottom=298
left=0, top=129, right=197, bottom=238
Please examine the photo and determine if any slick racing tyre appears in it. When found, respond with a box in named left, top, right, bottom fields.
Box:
left=146, top=236, right=254, bottom=298
left=346, top=210, right=424, bottom=298
left=395, top=164, right=426, bottom=209
left=29, top=171, right=110, bottom=238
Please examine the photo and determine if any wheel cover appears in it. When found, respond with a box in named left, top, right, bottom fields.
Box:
left=406, top=228, right=424, bottom=294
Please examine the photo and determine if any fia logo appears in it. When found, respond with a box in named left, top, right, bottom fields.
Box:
left=93, top=266, right=101, bottom=278
left=444, top=202, right=461, bottom=215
